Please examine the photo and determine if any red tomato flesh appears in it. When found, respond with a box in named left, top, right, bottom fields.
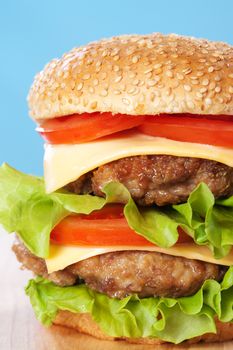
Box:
left=37, top=112, right=145, bottom=144
left=138, top=114, right=233, bottom=148
left=37, top=112, right=233, bottom=148
left=50, top=204, right=192, bottom=246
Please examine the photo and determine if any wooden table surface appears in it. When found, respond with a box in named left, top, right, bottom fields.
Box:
left=0, top=230, right=232, bottom=350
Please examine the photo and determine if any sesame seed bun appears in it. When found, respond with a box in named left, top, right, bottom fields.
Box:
left=54, top=311, right=233, bottom=345
left=28, top=33, right=233, bottom=120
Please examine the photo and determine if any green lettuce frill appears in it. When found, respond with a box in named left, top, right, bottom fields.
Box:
left=1, top=163, right=233, bottom=258
left=26, top=266, right=233, bottom=344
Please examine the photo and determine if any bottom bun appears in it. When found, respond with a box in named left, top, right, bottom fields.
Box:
left=54, top=311, right=233, bottom=345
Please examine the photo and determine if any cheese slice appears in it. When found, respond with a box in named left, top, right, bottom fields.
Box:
left=44, top=132, right=233, bottom=192
left=46, top=244, right=233, bottom=273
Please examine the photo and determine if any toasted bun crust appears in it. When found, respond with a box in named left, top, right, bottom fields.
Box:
left=28, top=33, right=233, bottom=120
left=54, top=311, right=233, bottom=345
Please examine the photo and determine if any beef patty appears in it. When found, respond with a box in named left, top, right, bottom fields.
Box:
left=13, top=240, right=226, bottom=299
left=67, top=155, right=233, bottom=206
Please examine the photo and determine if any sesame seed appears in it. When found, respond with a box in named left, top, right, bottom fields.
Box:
left=122, top=98, right=130, bottom=105
left=205, top=98, right=212, bottom=105
left=182, top=67, right=192, bottom=75
left=166, top=70, right=174, bottom=78
left=158, top=83, right=164, bottom=89
left=196, top=92, right=203, bottom=98
left=172, top=81, right=179, bottom=88
left=120, top=84, right=126, bottom=91
left=177, top=73, right=184, bottom=80
left=86, top=58, right=93, bottom=65
left=215, top=86, right=221, bottom=93
left=89, top=87, right=95, bottom=94
left=113, top=65, right=120, bottom=72
left=139, top=94, right=145, bottom=103
left=225, top=93, right=231, bottom=100
left=209, top=82, right=216, bottom=90
left=145, top=72, right=152, bottom=78
left=100, top=72, right=107, bottom=80
left=147, top=79, right=157, bottom=87
left=113, top=89, right=121, bottom=95
left=200, top=87, right=207, bottom=93
left=150, top=92, right=155, bottom=101
left=115, top=75, right=123, bottom=83
left=126, top=47, right=135, bottom=55
left=217, top=97, right=224, bottom=104
left=144, top=68, right=153, bottom=74
left=132, top=79, right=139, bottom=86
left=128, top=87, right=139, bottom=95
left=83, top=73, right=91, bottom=80
left=111, top=48, right=120, bottom=56
left=208, top=91, right=215, bottom=98
left=93, top=79, right=99, bottom=86
left=202, top=78, right=209, bottom=86
left=77, top=82, right=83, bottom=91
left=165, top=87, right=172, bottom=96
left=208, top=66, right=214, bottom=73
left=215, top=75, right=222, bottom=81
left=184, top=84, right=192, bottom=92
left=229, top=86, right=233, bottom=94
left=96, top=60, right=102, bottom=67
left=210, top=57, right=218, bottom=63
left=102, top=50, right=108, bottom=57
left=153, top=63, right=163, bottom=69
left=187, top=100, right=195, bottom=109
left=229, top=73, right=233, bottom=79
left=154, top=75, right=161, bottom=82
left=197, top=71, right=204, bottom=77
left=90, top=101, right=97, bottom=109
left=100, top=89, right=108, bottom=96
left=138, top=80, right=145, bottom=87
left=132, top=55, right=139, bottom=63
left=126, top=105, right=134, bottom=112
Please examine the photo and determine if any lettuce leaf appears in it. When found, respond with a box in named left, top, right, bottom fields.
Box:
left=0, top=163, right=105, bottom=257
left=25, top=266, right=233, bottom=344
left=1, top=163, right=233, bottom=259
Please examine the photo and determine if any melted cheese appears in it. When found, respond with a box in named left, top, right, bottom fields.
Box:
left=44, top=132, right=233, bottom=192
left=46, top=244, right=233, bottom=273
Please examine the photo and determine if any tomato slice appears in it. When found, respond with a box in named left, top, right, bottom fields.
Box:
left=37, top=112, right=145, bottom=144
left=50, top=204, right=192, bottom=246
left=138, top=114, right=233, bottom=148
left=37, top=112, right=233, bottom=147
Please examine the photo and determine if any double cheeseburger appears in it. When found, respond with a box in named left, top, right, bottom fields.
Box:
left=1, top=33, right=233, bottom=345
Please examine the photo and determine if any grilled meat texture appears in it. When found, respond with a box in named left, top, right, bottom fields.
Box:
left=13, top=240, right=226, bottom=299
left=67, top=155, right=233, bottom=206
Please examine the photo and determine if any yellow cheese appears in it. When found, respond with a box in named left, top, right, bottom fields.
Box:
left=44, top=132, right=233, bottom=192
left=46, top=244, right=233, bottom=273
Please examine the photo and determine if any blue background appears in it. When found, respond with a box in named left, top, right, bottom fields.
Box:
left=1, top=0, right=232, bottom=175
